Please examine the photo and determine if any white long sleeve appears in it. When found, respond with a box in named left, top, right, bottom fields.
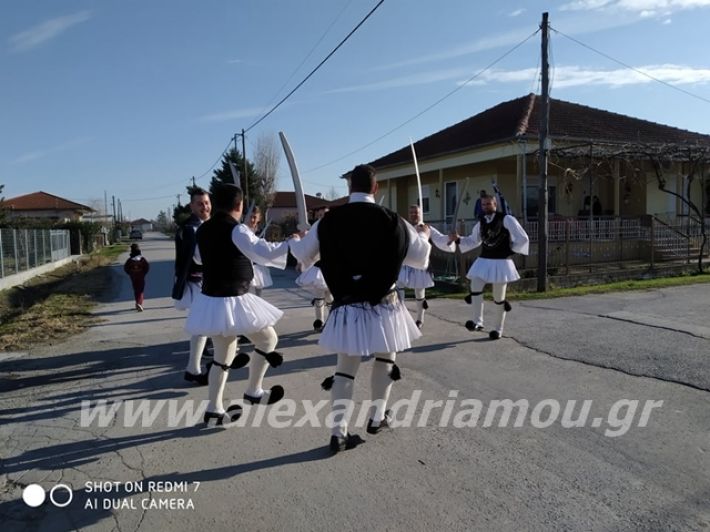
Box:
left=429, top=226, right=456, bottom=253
left=458, top=222, right=482, bottom=254
left=402, top=222, right=431, bottom=270
left=288, top=219, right=321, bottom=266
left=231, top=224, right=289, bottom=269
left=505, top=215, right=530, bottom=256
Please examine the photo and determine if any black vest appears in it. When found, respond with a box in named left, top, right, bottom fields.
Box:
left=176, top=215, right=203, bottom=278
left=197, top=212, right=254, bottom=297
left=318, top=202, right=409, bottom=308
left=480, top=213, right=513, bottom=259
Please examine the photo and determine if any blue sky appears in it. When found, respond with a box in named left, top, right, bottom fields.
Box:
left=2, top=0, right=710, bottom=220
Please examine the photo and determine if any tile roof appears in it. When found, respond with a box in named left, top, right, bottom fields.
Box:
left=270, top=191, right=336, bottom=210
left=4, top=191, right=94, bottom=212
left=369, top=93, right=710, bottom=168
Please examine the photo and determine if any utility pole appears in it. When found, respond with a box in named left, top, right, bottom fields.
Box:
left=537, top=11, right=550, bottom=292
left=177, top=194, right=182, bottom=207
left=104, top=190, right=108, bottom=217
left=112, top=195, right=116, bottom=226
left=241, top=128, right=249, bottom=206
left=192, top=176, right=196, bottom=188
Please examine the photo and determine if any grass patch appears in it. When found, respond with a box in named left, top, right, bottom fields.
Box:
left=422, top=271, right=710, bottom=301
left=0, top=244, right=129, bottom=351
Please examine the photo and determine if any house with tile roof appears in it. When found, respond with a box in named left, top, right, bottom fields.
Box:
left=3, top=191, right=94, bottom=222
left=267, top=191, right=339, bottom=224
left=367, top=93, right=710, bottom=225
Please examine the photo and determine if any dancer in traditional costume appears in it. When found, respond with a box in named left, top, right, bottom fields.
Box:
left=245, top=206, right=278, bottom=297
left=172, top=188, right=212, bottom=385
left=396, top=204, right=454, bottom=328
left=448, top=193, right=529, bottom=340
left=185, top=183, right=289, bottom=425
left=295, top=206, right=332, bottom=332
left=290, top=164, right=431, bottom=453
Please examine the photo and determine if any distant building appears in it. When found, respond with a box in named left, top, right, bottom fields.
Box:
left=268, top=192, right=337, bottom=223
left=130, top=218, right=153, bottom=232
left=3, top=191, right=94, bottom=222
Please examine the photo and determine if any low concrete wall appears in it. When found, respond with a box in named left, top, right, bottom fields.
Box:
left=0, top=256, right=79, bottom=292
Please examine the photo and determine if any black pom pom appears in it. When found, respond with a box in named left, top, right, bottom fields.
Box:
left=310, top=298, right=316, bottom=306
left=265, top=351, right=283, bottom=368
left=422, top=300, right=429, bottom=310
left=321, top=375, right=334, bottom=391
left=464, top=294, right=472, bottom=304
left=504, top=301, right=512, bottom=312
left=230, top=353, right=250, bottom=369
left=390, top=364, right=402, bottom=381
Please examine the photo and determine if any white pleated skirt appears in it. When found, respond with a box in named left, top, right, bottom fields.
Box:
left=185, top=292, right=283, bottom=337
left=251, top=264, right=273, bottom=289
left=397, top=265, right=435, bottom=289
left=174, top=281, right=200, bottom=311
left=319, top=300, right=422, bottom=358
left=295, top=265, right=328, bottom=292
left=467, top=257, right=520, bottom=284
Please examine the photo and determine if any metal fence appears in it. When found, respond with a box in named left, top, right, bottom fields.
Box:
left=0, top=228, right=71, bottom=279
left=428, top=215, right=708, bottom=279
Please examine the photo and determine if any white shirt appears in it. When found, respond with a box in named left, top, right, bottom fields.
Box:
left=289, top=193, right=431, bottom=272
left=458, top=213, right=530, bottom=256
left=193, top=223, right=289, bottom=269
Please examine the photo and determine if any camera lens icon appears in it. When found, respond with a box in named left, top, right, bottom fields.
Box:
left=22, top=484, right=73, bottom=508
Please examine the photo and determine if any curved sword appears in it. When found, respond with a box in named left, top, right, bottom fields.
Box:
left=228, top=162, right=241, bottom=185
left=410, top=138, right=424, bottom=223
left=279, top=132, right=311, bottom=232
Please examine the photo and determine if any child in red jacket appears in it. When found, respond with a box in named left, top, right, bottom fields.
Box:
left=124, top=243, right=150, bottom=311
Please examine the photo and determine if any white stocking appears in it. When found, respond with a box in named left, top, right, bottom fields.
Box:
left=331, top=354, right=361, bottom=437
left=207, top=336, right=238, bottom=414
left=414, top=288, right=426, bottom=323
left=470, top=277, right=486, bottom=327
left=371, top=352, right=397, bottom=424
left=245, top=326, right=278, bottom=397
left=186, top=335, right=207, bottom=374
left=491, top=283, right=509, bottom=333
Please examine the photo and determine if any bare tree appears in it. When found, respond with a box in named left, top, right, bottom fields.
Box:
left=253, top=132, right=280, bottom=209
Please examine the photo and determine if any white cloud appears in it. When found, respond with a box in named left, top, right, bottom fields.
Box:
left=509, top=8, right=526, bottom=16
left=227, top=59, right=243, bottom=64
left=199, top=107, right=267, bottom=122
left=325, top=67, right=470, bottom=94
left=11, top=137, right=92, bottom=165
left=9, top=11, right=92, bottom=52
left=373, top=27, right=537, bottom=71
left=459, top=64, right=710, bottom=89
left=560, top=0, right=710, bottom=15
left=326, top=63, right=710, bottom=96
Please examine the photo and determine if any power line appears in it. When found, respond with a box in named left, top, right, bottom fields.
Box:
left=551, top=26, right=710, bottom=106
left=244, top=0, right=385, bottom=133
left=307, top=27, right=541, bottom=173
left=261, top=0, right=354, bottom=112
left=193, top=137, right=235, bottom=181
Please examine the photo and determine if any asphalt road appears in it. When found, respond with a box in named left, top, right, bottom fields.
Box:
left=1, top=232, right=708, bottom=531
